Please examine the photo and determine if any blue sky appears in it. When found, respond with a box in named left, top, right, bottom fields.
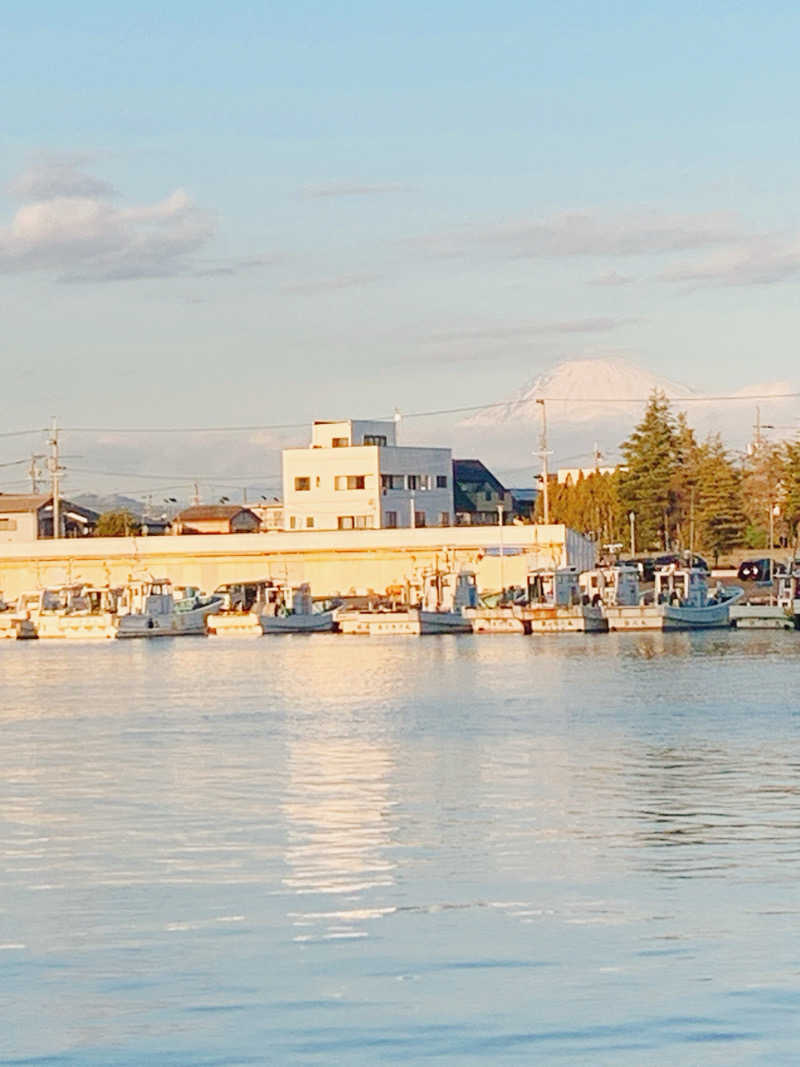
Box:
left=3, top=2, right=800, bottom=495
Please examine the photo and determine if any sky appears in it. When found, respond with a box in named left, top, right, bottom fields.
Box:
left=3, top=1, right=800, bottom=500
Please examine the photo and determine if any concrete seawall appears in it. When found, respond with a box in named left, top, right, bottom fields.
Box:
left=0, top=525, right=595, bottom=598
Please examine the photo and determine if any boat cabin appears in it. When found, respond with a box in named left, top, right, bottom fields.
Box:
left=527, top=567, right=582, bottom=607
left=580, top=565, right=639, bottom=607
left=420, top=568, right=477, bottom=612
left=118, top=578, right=174, bottom=617
left=654, top=567, right=710, bottom=609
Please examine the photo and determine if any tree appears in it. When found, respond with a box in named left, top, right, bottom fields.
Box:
left=781, top=439, right=800, bottom=548
left=94, top=509, right=142, bottom=537
left=619, top=391, right=677, bottom=551
left=740, top=441, right=784, bottom=549
left=694, top=434, right=745, bottom=562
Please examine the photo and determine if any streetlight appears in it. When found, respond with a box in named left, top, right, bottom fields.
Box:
left=629, top=511, right=636, bottom=556
left=497, top=502, right=505, bottom=595
left=769, top=503, right=781, bottom=583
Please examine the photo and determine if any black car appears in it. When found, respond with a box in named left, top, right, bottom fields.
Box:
left=653, top=553, right=709, bottom=572
left=737, top=558, right=783, bottom=582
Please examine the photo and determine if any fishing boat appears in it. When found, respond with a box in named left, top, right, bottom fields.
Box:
left=206, top=580, right=273, bottom=636
left=259, top=582, right=339, bottom=634
left=517, top=568, right=607, bottom=633
left=338, top=567, right=476, bottom=635
left=17, top=584, right=120, bottom=639
left=610, top=565, right=741, bottom=631
left=116, top=578, right=222, bottom=638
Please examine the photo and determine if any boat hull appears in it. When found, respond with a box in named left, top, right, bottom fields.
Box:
left=729, top=605, right=795, bottom=630
left=207, top=613, right=263, bottom=636
left=259, top=610, right=338, bottom=634
left=465, top=608, right=530, bottom=634
left=338, top=609, right=472, bottom=635
left=606, top=602, right=732, bottom=631
left=517, top=605, right=607, bottom=633
left=33, top=613, right=117, bottom=640
left=116, top=603, right=216, bottom=638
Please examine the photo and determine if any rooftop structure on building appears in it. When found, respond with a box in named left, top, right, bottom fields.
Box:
left=282, top=419, right=454, bottom=531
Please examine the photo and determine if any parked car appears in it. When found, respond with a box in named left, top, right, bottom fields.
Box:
left=737, top=558, right=785, bottom=582
left=653, top=553, right=709, bottom=572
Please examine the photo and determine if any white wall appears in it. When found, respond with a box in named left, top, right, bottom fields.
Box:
left=283, top=445, right=382, bottom=530
left=0, top=511, right=38, bottom=544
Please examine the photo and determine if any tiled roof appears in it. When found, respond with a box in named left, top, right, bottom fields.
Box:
left=175, top=505, right=257, bottom=522
left=0, top=494, right=51, bottom=514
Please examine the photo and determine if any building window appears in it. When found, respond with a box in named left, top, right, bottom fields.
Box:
left=418, top=475, right=431, bottom=490
left=0, top=517, right=17, bottom=530
left=289, top=516, right=297, bottom=529
left=354, top=515, right=372, bottom=529
left=436, top=475, right=448, bottom=488
left=332, top=437, right=349, bottom=448
left=363, top=434, right=387, bottom=446
left=415, top=511, right=426, bottom=527
left=439, top=512, right=449, bottom=526
left=385, top=511, right=397, bottom=528
left=338, top=516, right=354, bottom=529
left=294, top=477, right=311, bottom=491
left=306, top=517, right=314, bottom=528
left=484, top=490, right=492, bottom=501
left=381, top=474, right=404, bottom=490
left=335, top=475, right=366, bottom=490
left=407, top=475, right=419, bottom=490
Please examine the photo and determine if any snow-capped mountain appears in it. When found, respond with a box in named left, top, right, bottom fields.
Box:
left=467, top=357, right=696, bottom=426
left=436, top=357, right=796, bottom=479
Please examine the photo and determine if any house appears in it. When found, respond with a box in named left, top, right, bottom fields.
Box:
left=0, top=494, right=99, bottom=543
left=171, top=505, right=261, bottom=535
left=249, top=500, right=284, bottom=531
left=282, top=419, right=454, bottom=531
left=452, top=460, right=513, bottom=525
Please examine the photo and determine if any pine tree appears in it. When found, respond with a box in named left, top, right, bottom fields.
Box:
left=695, top=434, right=745, bottom=562
left=740, top=441, right=783, bottom=548
left=781, top=439, right=800, bottom=548
left=619, top=391, right=677, bottom=551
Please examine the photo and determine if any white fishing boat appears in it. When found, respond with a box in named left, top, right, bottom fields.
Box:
left=338, top=567, right=476, bottom=635
left=206, top=580, right=273, bottom=636
left=774, top=564, right=800, bottom=628
left=17, top=584, right=120, bottom=640
left=116, top=578, right=222, bottom=638
left=259, top=582, right=339, bottom=634
left=609, top=565, right=741, bottom=631
left=517, top=568, right=607, bottom=633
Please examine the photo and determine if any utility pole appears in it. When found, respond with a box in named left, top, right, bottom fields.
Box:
left=48, top=417, right=64, bottom=539
left=535, top=399, right=552, bottom=524
left=192, top=482, right=200, bottom=506
left=28, top=453, right=45, bottom=493
left=629, top=511, right=636, bottom=556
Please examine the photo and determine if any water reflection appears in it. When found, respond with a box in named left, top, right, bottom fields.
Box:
left=282, top=737, right=396, bottom=940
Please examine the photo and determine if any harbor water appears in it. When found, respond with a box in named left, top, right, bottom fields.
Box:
left=3, top=632, right=800, bottom=1064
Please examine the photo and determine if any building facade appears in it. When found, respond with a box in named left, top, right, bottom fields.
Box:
left=0, top=494, right=98, bottom=544
left=282, top=420, right=454, bottom=531
left=453, top=460, right=513, bottom=525
left=172, top=505, right=261, bottom=535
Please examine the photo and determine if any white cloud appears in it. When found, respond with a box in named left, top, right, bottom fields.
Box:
left=0, top=157, right=213, bottom=282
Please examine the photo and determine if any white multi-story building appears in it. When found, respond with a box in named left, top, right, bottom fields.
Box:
left=282, top=420, right=454, bottom=531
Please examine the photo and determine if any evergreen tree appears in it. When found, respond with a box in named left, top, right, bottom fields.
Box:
left=619, top=391, right=677, bottom=551
left=694, top=434, right=745, bottom=562
left=740, top=441, right=783, bottom=548
left=781, top=439, right=800, bottom=547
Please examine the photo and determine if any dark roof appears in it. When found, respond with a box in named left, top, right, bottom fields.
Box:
left=453, top=483, right=474, bottom=513
left=0, top=493, right=51, bottom=514
left=452, top=459, right=507, bottom=494
left=175, top=505, right=258, bottom=522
